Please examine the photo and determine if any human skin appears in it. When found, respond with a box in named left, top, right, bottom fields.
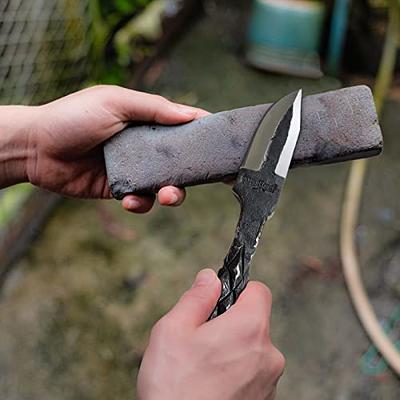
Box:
left=138, top=269, right=284, bottom=400
left=0, top=85, right=209, bottom=212
left=0, top=85, right=285, bottom=398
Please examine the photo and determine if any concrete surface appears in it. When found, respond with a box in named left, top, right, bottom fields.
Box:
left=0, top=2, right=399, bottom=399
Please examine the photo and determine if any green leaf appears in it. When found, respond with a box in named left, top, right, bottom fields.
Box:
left=115, top=0, right=136, bottom=14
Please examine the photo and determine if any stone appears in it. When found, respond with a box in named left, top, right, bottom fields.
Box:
left=104, top=85, right=382, bottom=199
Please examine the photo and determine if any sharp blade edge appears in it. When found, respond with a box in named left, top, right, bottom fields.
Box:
left=274, top=89, right=303, bottom=178
left=243, top=90, right=301, bottom=171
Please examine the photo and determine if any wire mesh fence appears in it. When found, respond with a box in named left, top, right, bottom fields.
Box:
left=0, top=0, right=94, bottom=276
left=0, top=0, right=92, bottom=105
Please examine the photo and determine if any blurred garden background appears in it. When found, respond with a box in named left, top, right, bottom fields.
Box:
left=1, top=0, right=400, bottom=399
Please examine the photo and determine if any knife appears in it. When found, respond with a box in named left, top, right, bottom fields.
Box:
left=210, top=89, right=302, bottom=318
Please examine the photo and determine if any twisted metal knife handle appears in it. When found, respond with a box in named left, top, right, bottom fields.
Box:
left=208, top=168, right=283, bottom=320
left=209, top=245, right=250, bottom=319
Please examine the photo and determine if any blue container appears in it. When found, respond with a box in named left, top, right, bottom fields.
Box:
left=246, top=0, right=326, bottom=78
left=326, top=0, right=352, bottom=75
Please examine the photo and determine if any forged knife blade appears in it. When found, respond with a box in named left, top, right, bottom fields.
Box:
left=210, top=89, right=302, bottom=319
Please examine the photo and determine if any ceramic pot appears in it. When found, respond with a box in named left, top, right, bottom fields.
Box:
left=246, top=0, right=326, bottom=78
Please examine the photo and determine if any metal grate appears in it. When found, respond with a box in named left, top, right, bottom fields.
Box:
left=0, top=0, right=92, bottom=105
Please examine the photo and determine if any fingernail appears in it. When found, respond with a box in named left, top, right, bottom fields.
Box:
left=126, top=198, right=141, bottom=209
left=168, top=192, right=179, bottom=205
left=193, top=269, right=216, bottom=287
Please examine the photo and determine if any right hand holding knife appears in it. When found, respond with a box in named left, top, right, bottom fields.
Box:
left=138, top=269, right=283, bottom=400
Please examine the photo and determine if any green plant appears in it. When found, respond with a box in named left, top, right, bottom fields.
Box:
left=88, top=0, right=153, bottom=84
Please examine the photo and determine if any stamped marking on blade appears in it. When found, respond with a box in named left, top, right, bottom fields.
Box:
left=242, top=175, right=278, bottom=192
left=275, top=90, right=302, bottom=178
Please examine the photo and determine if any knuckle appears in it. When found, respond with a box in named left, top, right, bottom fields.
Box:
left=251, top=282, right=272, bottom=304
left=87, top=84, right=116, bottom=100
left=150, top=315, right=174, bottom=341
left=240, top=314, right=269, bottom=343
left=152, top=94, right=169, bottom=105
left=245, top=283, right=272, bottom=319
left=270, top=347, right=286, bottom=377
left=94, top=84, right=122, bottom=95
left=91, top=84, right=110, bottom=92
left=258, top=318, right=270, bottom=339
left=234, top=284, right=273, bottom=343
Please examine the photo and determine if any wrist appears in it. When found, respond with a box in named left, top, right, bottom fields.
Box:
left=0, top=106, right=38, bottom=188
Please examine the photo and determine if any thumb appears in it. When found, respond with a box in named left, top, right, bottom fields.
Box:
left=107, top=87, right=210, bottom=125
left=168, top=269, right=221, bottom=328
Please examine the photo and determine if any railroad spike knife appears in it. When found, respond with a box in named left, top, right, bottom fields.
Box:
left=209, top=89, right=303, bottom=319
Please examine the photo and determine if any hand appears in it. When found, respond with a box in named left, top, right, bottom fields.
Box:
left=137, top=269, right=285, bottom=400
left=0, top=85, right=208, bottom=213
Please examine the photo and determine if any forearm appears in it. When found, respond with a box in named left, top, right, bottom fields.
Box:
left=0, top=106, right=37, bottom=188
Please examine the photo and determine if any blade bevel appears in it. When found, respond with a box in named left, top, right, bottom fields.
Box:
left=243, top=90, right=302, bottom=171
left=275, top=90, right=302, bottom=178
